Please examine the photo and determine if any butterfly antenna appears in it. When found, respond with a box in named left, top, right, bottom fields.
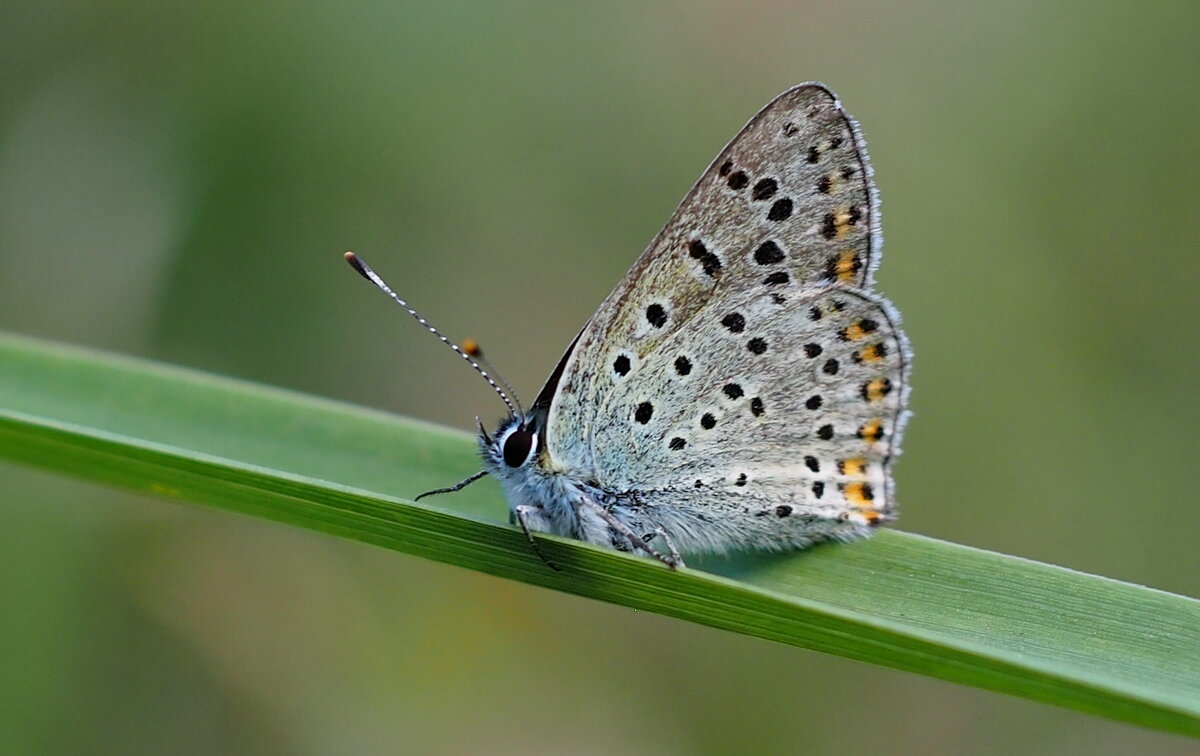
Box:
left=461, top=338, right=524, bottom=418
left=344, top=252, right=520, bottom=418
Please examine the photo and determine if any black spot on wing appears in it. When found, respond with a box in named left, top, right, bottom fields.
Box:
left=767, top=198, right=793, bottom=221
left=752, top=178, right=778, bottom=200
left=754, top=241, right=784, bottom=265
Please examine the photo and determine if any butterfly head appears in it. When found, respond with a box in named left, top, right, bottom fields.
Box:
left=480, top=413, right=541, bottom=473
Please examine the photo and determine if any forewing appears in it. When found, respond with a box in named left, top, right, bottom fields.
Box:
left=542, top=84, right=907, bottom=549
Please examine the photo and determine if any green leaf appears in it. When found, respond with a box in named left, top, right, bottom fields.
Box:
left=1, top=331, right=1197, bottom=737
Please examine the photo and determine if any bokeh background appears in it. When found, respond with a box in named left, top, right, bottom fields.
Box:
left=2, top=1, right=1198, bottom=754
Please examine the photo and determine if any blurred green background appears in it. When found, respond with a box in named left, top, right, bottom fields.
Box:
left=2, top=1, right=1198, bottom=754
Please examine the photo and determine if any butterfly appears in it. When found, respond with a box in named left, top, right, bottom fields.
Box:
left=347, top=83, right=910, bottom=569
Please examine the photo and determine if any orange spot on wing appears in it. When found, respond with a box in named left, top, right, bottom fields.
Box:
left=844, top=482, right=875, bottom=507
left=835, top=250, right=861, bottom=282
left=864, top=378, right=892, bottom=402
left=841, top=458, right=867, bottom=477
left=858, top=343, right=885, bottom=363
left=858, top=419, right=884, bottom=442
left=831, top=207, right=862, bottom=238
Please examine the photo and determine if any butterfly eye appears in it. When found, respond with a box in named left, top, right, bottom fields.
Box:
left=502, top=427, right=537, bottom=467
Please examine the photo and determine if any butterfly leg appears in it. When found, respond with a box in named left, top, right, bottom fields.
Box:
left=513, top=504, right=562, bottom=572
left=583, top=501, right=683, bottom=569
left=647, top=527, right=684, bottom=568
left=414, top=470, right=489, bottom=501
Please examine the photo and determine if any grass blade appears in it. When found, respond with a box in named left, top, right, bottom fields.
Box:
left=0, top=331, right=1197, bottom=736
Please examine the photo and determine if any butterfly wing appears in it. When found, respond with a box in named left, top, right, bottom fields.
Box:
left=542, top=83, right=909, bottom=551
left=596, top=283, right=908, bottom=552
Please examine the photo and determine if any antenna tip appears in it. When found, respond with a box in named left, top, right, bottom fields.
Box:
left=343, top=251, right=372, bottom=280
left=462, top=338, right=482, bottom=357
